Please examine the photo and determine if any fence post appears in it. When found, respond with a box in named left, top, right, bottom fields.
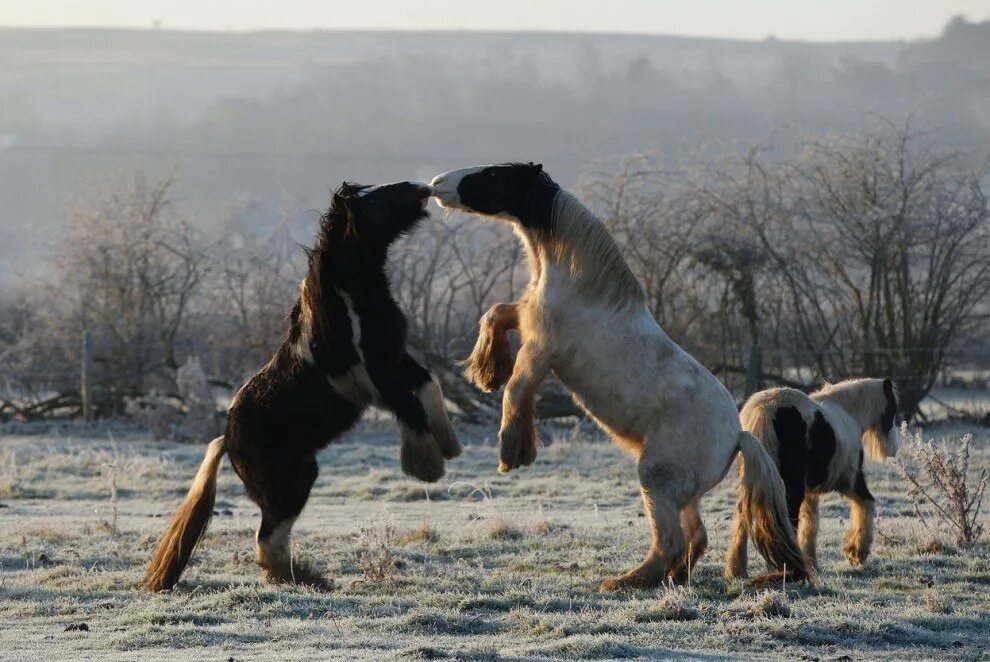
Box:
left=81, top=326, right=92, bottom=421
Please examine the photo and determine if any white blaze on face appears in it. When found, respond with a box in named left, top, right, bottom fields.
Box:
left=430, top=165, right=488, bottom=210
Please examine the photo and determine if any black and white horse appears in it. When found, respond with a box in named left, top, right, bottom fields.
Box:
left=144, top=181, right=460, bottom=591
left=725, top=378, right=899, bottom=577
left=432, top=163, right=811, bottom=589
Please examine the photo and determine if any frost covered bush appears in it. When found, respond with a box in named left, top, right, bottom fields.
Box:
left=124, top=356, right=217, bottom=442
left=894, top=425, right=987, bottom=546
left=174, top=356, right=217, bottom=442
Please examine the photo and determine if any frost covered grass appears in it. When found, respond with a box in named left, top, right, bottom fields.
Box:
left=0, top=420, right=988, bottom=660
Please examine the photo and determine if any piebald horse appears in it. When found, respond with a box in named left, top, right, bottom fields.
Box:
left=432, top=163, right=811, bottom=588
left=144, top=181, right=460, bottom=591
left=726, top=378, right=899, bottom=578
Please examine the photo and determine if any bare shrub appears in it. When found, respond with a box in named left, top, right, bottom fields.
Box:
left=922, top=586, right=953, bottom=614
left=449, top=481, right=522, bottom=540
left=732, top=590, right=791, bottom=619
left=102, top=461, right=119, bottom=536
left=356, top=520, right=401, bottom=583
left=894, top=425, right=987, bottom=546
left=632, top=585, right=700, bottom=622
left=174, top=356, right=217, bottom=441
left=124, top=356, right=217, bottom=441
left=58, top=173, right=210, bottom=414
left=400, top=521, right=438, bottom=544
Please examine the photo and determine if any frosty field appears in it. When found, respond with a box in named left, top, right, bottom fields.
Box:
left=0, top=420, right=987, bottom=661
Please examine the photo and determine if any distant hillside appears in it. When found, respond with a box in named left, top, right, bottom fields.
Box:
left=2, top=21, right=989, bottom=282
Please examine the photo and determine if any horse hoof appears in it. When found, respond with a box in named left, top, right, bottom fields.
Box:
left=400, top=431, right=446, bottom=483
left=599, top=577, right=636, bottom=592
left=599, top=575, right=645, bottom=592
left=497, top=460, right=513, bottom=474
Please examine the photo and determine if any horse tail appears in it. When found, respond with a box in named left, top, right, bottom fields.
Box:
left=736, top=430, right=812, bottom=585
left=143, top=436, right=226, bottom=591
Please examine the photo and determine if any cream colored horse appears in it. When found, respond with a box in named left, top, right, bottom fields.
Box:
left=432, top=163, right=811, bottom=588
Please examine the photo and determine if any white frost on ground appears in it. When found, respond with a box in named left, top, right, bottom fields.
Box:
left=0, top=419, right=987, bottom=660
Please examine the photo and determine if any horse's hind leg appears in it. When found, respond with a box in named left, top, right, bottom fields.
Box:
left=670, top=498, right=708, bottom=583
left=798, top=492, right=820, bottom=570
left=247, top=453, right=327, bottom=587
left=724, top=488, right=749, bottom=579
left=600, top=461, right=687, bottom=591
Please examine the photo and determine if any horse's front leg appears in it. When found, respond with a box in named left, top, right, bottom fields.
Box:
left=843, top=471, right=875, bottom=567
left=464, top=301, right=520, bottom=393
left=366, top=358, right=446, bottom=483
left=497, top=342, right=549, bottom=473
left=399, top=352, right=461, bottom=460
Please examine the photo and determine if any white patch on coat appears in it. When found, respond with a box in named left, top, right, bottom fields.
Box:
left=256, top=516, right=297, bottom=568
left=338, top=290, right=364, bottom=362
left=327, top=288, right=377, bottom=407
left=417, top=380, right=446, bottom=427
left=416, top=379, right=457, bottom=452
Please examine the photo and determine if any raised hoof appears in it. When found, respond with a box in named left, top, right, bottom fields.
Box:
left=431, top=419, right=462, bottom=461
left=418, top=381, right=462, bottom=461
left=463, top=335, right=514, bottom=394
left=400, top=430, right=446, bottom=483
left=498, top=420, right=538, bottom=473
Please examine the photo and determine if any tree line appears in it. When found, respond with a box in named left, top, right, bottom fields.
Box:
left=0, top=119, right=986, bottom=429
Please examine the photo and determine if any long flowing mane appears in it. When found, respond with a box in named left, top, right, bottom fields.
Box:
left=291, top=195, right=348, bottom=354
left=811, top=378, right=899, bottom=460
left=536, top=189, right=645, bottom=305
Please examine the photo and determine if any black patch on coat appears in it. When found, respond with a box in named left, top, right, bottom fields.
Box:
left=807, top=412, right=837, bottom=489
left=881, top=377, right=898, bottom=433
left=851, top=449, right=874, bottom=501
left=773, top=406, right=808, bottom=528
left=455, top=163, right=560, bottom=230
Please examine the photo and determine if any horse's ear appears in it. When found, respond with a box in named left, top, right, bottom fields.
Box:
left=331, top=183, right=361, bottom=238
left=882, top=377, right=894, bottom=402
left=532, top=163, right=543, bottom=172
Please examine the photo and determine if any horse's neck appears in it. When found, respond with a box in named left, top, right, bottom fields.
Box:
left=515, top=226, right=543, bottom=285
left=816, top=392, right=869, bottom=432
left=534, top=190, right=645, bottom=306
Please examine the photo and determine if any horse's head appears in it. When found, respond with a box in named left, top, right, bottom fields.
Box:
left=431, top=163, right=558, bottom=227
left=863, top=377, right=901, bottom=460
left=330, top=180, right=432, bottom=245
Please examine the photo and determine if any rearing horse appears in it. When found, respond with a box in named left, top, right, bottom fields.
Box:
left=432, top=163, right=811, bottom=589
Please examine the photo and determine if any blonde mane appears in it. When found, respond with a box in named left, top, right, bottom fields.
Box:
left=811, top=378, right=899, bottom=460
left=533, top=189, right=645, bottom=305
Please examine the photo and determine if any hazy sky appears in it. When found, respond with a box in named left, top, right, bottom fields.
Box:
left=2, top=0, right=988, bottom=41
